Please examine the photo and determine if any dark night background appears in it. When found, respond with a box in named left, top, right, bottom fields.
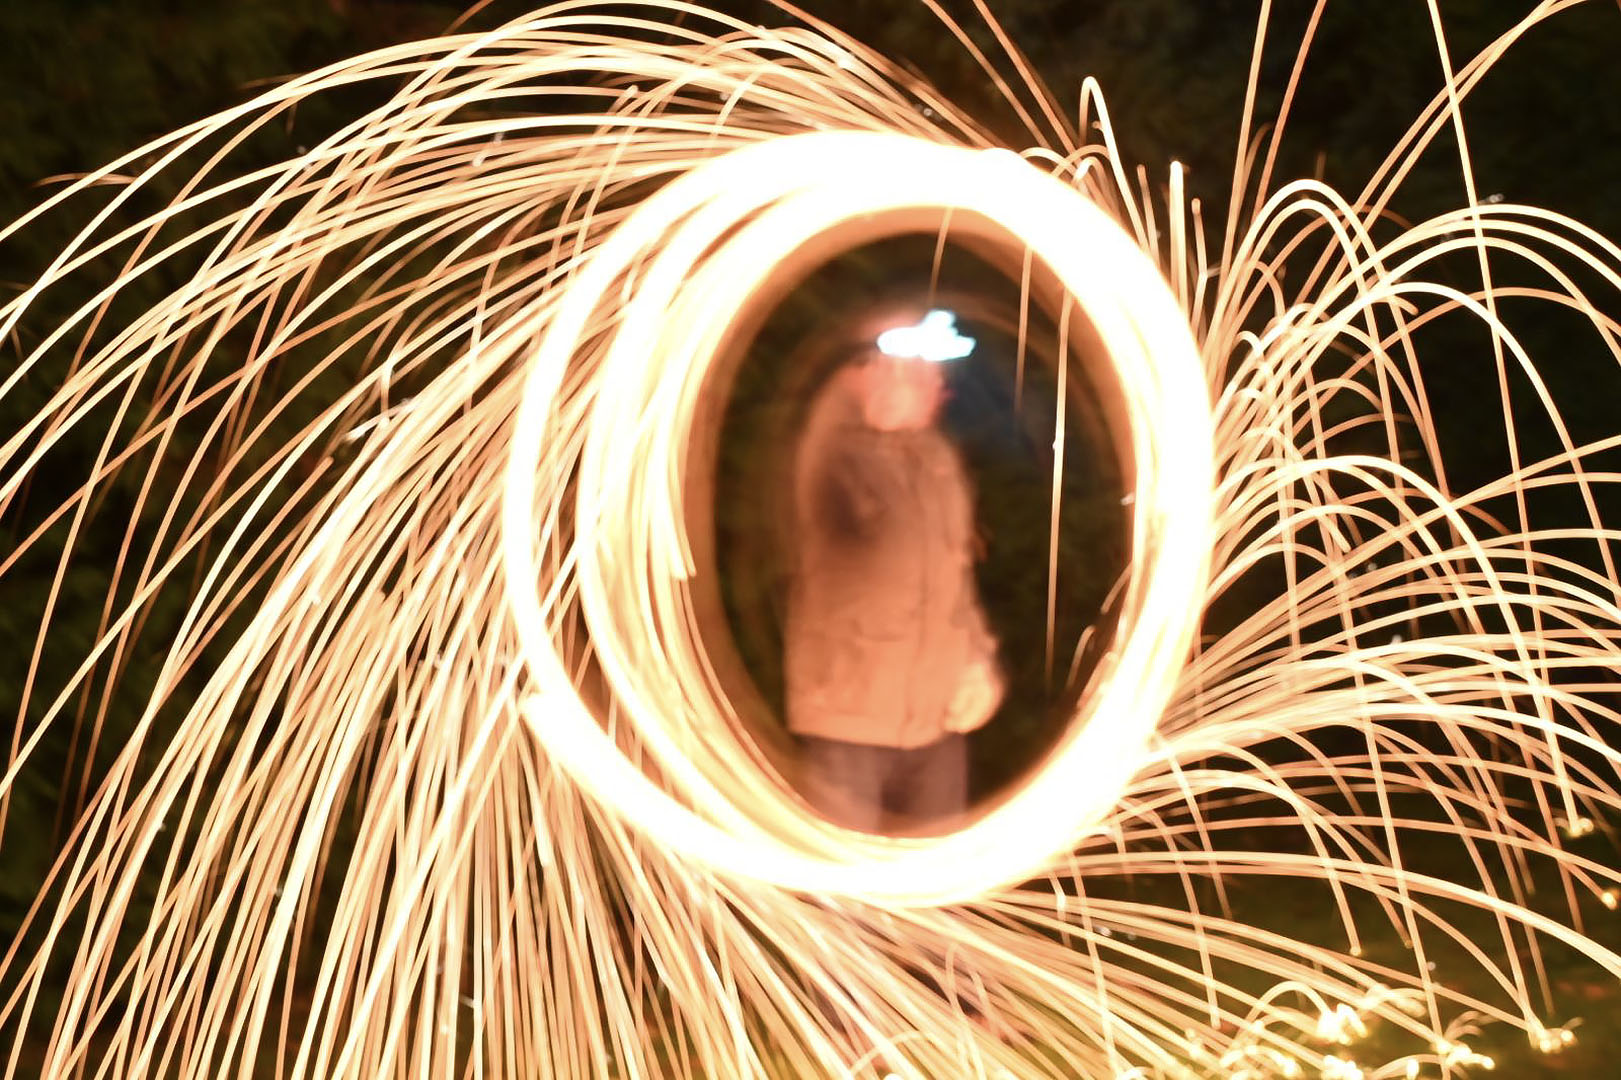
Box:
left=2, top=0, right=1621, bottom=1074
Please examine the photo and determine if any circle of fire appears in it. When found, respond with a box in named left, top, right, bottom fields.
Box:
left=504, top=130, right=1214, bottom=904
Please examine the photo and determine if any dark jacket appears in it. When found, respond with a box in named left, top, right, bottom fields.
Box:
left=785, top=411, right=1000, bottom=748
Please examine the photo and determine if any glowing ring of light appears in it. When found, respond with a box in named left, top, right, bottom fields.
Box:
left=503, top=131, right=1214, bottom=905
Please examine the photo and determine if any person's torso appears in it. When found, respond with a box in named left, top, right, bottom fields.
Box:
left=806, top=426, right=969, bottom=618
left=786, top=425, right=985, bottom=746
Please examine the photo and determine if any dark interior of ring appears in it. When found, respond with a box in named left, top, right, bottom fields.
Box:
left=679, top=218, right=1133, bottom=835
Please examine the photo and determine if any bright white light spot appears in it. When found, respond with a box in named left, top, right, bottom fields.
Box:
left=877, top=309, right=976, bottom=363
left=1560, top=815, right=1594, bottom=838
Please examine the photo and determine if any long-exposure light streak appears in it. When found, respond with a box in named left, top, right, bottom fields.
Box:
left=0, top=2, right=1618, bottom=1078
left=506, top=130, right=1213, bottom=903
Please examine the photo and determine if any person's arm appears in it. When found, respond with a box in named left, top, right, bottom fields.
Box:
left=940, top=442, right=1005, bottom=732
left=944, top=644, right=1006, bottom=733
left=809, top=441, right=882, bottom=540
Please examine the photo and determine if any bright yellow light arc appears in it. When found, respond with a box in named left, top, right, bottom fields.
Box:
left=504, top=131, right=1214, bottom=904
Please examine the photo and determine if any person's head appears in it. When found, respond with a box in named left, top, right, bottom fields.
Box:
left=852, top=308, right=974, bottom=431
left=856, top=353, right=947, bottom=432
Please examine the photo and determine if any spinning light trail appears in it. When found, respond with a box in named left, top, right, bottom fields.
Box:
left=2, top=2, right=1620, bottom=1078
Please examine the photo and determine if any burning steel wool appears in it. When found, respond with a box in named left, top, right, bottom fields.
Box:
left=3, top=2, right=1621, bottom=1077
